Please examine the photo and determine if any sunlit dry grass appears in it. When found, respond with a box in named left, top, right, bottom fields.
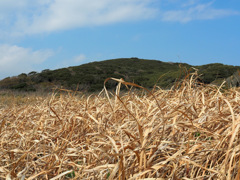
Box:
left=0, top=73, right=240, bottom=179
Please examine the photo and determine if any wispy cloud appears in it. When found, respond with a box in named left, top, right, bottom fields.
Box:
left=0, top=44, right=54, bottom=79
left=181, top=0, right=199, bottom=8
left=0, top=0, right=239, bottom=37
left=0, top=0, right=157, bottom=35
left=73, top=54, right=87, bottom=63
left=28, top=0, right=157, bottom=33
left=161, top=1, right=239, bottom=23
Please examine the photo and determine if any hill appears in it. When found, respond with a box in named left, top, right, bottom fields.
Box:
left=0, top=58, right=239, bottom=92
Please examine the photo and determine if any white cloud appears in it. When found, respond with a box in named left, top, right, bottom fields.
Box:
left=0, top=0, right=51, bottom=38
left=73, top=54, right=86, bottom=63
left=0, top=0, right=239, bottom=36
left=0, top=44, right=54, bottom=79
left=0, top=0, right=157, bottom=35
left=161, top=1, right=239, bottom=23
left=28, top=0, right=157, bottom=33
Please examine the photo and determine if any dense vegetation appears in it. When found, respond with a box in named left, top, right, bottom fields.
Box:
left=1, top=76, right=240, bottom=179
left=0, top=58, right=239, bottom=92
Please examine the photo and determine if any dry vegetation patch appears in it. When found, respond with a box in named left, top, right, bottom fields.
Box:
left=0, top=76, right=240, bottom=179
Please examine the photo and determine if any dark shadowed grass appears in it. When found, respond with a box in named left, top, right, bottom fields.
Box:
left=0, top=73, right=240, bottom=179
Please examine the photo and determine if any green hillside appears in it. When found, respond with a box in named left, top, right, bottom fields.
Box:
left=0, top=58, right=239, bottom=92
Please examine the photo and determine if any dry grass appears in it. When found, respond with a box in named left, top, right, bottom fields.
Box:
left=0, top=73, right=240, bottom=180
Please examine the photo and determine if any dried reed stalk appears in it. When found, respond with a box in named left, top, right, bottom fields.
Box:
left=0, top=73, right=240, bottom=179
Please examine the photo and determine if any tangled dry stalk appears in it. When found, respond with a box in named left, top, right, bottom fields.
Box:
left=0, top=73, right=240, bottom=179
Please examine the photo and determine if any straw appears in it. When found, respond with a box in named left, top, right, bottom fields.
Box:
left=0, top=72, right=240, bottom=179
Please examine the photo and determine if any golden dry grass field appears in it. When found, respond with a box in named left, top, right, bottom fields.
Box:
left=0, top=74, right=240, bottom=179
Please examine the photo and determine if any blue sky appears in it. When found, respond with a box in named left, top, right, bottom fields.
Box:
left=0, top=0, right=240, bottom=80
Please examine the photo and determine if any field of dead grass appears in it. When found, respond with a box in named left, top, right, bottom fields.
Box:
left=0, top=74, right=240, bottom=179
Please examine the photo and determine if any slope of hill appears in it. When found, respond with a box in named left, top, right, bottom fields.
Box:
left=0, top=58, right=239, bottom=92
